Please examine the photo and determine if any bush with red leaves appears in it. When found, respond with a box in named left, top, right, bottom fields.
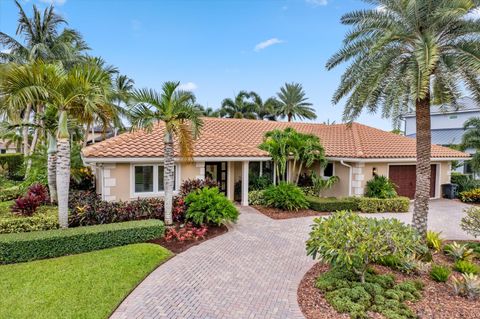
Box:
left=164, top=223, right=208, bottom=242
left=11, top=183, right=50, bottom=216
left=179, top=178, right=219, bottom=197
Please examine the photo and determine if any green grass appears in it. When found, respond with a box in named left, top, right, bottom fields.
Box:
left=0, top=243, right=172, bottom=319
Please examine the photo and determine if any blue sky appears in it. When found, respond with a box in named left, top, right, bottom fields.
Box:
left=0, top=0, right=393, bottom=130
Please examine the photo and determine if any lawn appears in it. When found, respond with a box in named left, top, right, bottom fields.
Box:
left=0, top=243, right=172, bottom=319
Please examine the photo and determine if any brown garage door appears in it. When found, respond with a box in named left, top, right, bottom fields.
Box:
left=388, top=165, right=437, bottom=199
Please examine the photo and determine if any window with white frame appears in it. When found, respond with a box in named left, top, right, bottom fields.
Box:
left=133, top=164, right=178, bottom=195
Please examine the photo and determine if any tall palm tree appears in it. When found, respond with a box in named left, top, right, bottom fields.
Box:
left=326, top=0, right=480, bottom=238
left=220, top=91, right=257, bottom=119
left=276, top=82, right=317, bottom=122
left=129, top=81, right=203, bottom=226
left=249, top=92, right=279, bottom=121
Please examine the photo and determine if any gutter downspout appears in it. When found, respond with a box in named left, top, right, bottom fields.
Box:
left=340, top=160, right=353, bottom=197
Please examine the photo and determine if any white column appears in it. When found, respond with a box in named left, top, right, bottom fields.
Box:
left=241, top=161, right=249, bottom=206
left=227, top=162, right=234, bottom=201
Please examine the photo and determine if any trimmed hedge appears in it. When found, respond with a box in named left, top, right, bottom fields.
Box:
left=357, top=197, right=410, bottom=213
left=307, top=196, right=359, bottom=212
left=0, top=219, right=165, bottom=264
left=0, top=207, right=58, bottom=234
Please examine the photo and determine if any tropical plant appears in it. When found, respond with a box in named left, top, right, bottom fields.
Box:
left=365, top=175, right=397, bottom=199
left=311, top=173, right=339, bottom=196
left=307, top=210, right=421, bottom=283
left=454, top=260, right=480, bottom=275
left=219, top=91, right=257, bottom=119
left=462, top=117, right=480, bottom=173
left=451, top=273, right=480, bottom=299
left=262, top=182, right=309, bottom=211
left=326, top=0, right=480, bottom=238
left=426, top=231, right=443, bottom=252
left=451, top=172, right=480, bottom=194
left=444, top=242, right=475, bottom=261
left=462, top=207, right=480, bottom=238
left=275, top=82, right=316, bottom=122
left=129, top=81, right=203, bottom=225
left=430, top=264, right=451, bottom=282
left=249, top=92, right=279, bottom=120
left=184, top=187, right=239, bottom=226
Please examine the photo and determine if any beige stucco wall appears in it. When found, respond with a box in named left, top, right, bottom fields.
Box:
left=297, top=161, right=351, bottom=198
left=181, top=162, right=202, bottom=181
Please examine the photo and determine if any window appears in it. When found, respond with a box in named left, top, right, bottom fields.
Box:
left=133, top=164, right=178, bottom=195
left=323, top=162, right=334, bottom=177
left=0, top=149, right=5, bottom=154
left=134, top=166, right=154, bottom=193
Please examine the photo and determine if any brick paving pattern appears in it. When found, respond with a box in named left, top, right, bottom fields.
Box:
left=111, top=206, right=315, bottom=319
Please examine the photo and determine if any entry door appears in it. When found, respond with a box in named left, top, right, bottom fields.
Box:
left=205, top=162, right=228, bottom=195
left=388, top=165, right=437, bottom=199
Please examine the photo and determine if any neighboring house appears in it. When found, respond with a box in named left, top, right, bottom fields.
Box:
left=403, top=97, right=479, bottom=175
left=0, top=139, right=18, bottom=154
left=86, top=126, right=118, bottom=145
left=82, top=117, right=469, bottom=203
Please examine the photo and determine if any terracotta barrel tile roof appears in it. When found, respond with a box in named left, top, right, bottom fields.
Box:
left=82, top=117, right=469, bottom=159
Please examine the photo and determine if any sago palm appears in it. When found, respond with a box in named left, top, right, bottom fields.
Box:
left=326, top=0, right=480, bottom=237
left=129, top=81, right=203, bottom=226
left=276, top=82, right=316, bottom=122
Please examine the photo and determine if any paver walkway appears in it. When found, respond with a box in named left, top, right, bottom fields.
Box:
left=111, top=206, right=316, bottom=319
left=112, top=199, right=475, bottom=319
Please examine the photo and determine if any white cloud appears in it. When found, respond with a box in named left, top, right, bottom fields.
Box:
left=305, top=0, right=328, bottom=7
left=254, top=38, right=284, bottom=52
left=39, top=0, right=67, bottom=5
left=376, top=5, right=387, bottom=12
left=465, top=8, right=480, bottom=20
left=1, top=49, right=11, bottom=54
left=178, top=82, right=198, bottom=91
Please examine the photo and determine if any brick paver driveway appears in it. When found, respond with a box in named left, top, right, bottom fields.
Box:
left=111, top=206, right=315, bottom=319
left=112, top=199, right=474, bottom=319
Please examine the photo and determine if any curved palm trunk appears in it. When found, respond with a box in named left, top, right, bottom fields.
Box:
left=164, top=131, right=174, bottom=226
left=47, top=132, right=57, bottom=204
left=56, top=111, right=70, bottom=228
left=22, top=103, right=32, bottom=158
left=412, top=95, right=431, bottom=239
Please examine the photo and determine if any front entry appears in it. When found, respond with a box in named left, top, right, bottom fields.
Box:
left=388, top=165, right=437, bottom=199
left=205, top=162, right=228, bottom=195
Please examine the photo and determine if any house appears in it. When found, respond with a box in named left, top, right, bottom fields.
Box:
left=0, top=139, right=18, bottom=154
left=82, top=117, right=469, bottom=204
left=403, top=97, right=479, bottom=175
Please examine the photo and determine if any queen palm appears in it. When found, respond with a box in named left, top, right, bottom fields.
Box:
left=326, top=0, right=480, bottom=237
left=249, top=92, right=279, bottom=121
left=276, top=82, right=316, bottom=122
left=129, top=81, right=203, bottom=226
left=220, top=91, right=257, bottom=119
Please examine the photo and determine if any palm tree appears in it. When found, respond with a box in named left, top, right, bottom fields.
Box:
left=220, top=91, right=257, bottom=119
left=276, top=82, right=317, bottom=122
left=462, top=117, right=480, bottom=173
left=129, top=81, right=203, bottom=226
left=249, top=92, right=279, bottom=121
left=326, top=0, right=480, bottom=238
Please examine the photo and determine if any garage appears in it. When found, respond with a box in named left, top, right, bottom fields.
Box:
left=388, top=165, right=437, bottom=199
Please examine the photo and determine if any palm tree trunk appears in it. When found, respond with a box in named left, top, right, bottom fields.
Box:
left=22, top=103, right=32, bottom=157
left=164, top=131, right=174, bottom=226
left=56, top=111, right=70, bottom=228
left=287, top=113, right=292, bottom=122
left=83, top=123, right=91, bottom=148
left=412, top=94, right=431, bottom=239
left=295, top=162, right=304, bottom=185
left=47, top=132, right=57, bottom=204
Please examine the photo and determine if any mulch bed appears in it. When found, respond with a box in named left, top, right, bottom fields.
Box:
left=148, top=224, right=228, bottom=254
left=253, top=205, right=330, bottom=220
left=298, top=254, right=480, bottom=319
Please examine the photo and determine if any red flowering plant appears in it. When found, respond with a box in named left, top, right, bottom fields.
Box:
left=11, top=183, right=50, bottom=216
left=165, top=223, right=208, bottom=242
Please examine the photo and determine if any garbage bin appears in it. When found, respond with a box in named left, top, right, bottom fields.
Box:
left=441, top=183, right=458, bottom=199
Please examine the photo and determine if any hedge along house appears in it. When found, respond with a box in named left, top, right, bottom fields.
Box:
left=82, top=117, right=469, bottom=205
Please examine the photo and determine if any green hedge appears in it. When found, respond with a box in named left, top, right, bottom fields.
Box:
left=0, top=219, right=165, bottom=264
left=357, top=197, right=410, bottom=213
left=307, top=196, right=359, bottom=212
left=0, top=186, right=23, bottom=202
left=0, top=153, right=23, bottom=179
left=0, top=206, right=58, bottom=234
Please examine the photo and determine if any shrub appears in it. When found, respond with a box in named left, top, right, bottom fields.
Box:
left=0, top=186, right=23, bottom=202
left=454, top=260, right=480, bottom=275
left=185, top=187, right=238, bottom=226
left=11, top=183, right=50, bottom=216
left=0, top=153, right=23, bottom=180
left=315, top=268, right=422, bottom=319
left=365, top=175, right=397, bottom=199
left=356, top=197, right=410, bottom=213
left=306, top=211, right=421, bottom=283
left=249, top=174, right=272, bottom=191
left=165, top=223, right=208, bottom=242
left=426, top=231, right=443, bottom=252
left=179, top=178, right=218, bottom=197
left=451, top=273, right=480, bottom=300
left=459, top=188, right=480, bottom=203
left=429, top=264, right=451, bottom=282
left=0, top=219, right=165, bottom=264
left=0, top=206, right=58, bottom=234
left=263, top=182, right=308, bottom=211
left=307, top=196, right=359, bottom=212
left=461, top=207, right=480, bottom=238
left=444, top=242, right=475, bottom=261
left=248, top=190, right=266, bottom=206
left=451, top=172, right=480, bottom=194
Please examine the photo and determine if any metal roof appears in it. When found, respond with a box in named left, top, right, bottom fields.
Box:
left=403, top=97, right=480, bottom=118
left=407, top=129, right=465, bottom=146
